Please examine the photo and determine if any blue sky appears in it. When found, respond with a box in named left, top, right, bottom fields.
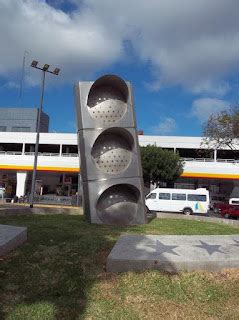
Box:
left=1, top=0, right=239, bottom=136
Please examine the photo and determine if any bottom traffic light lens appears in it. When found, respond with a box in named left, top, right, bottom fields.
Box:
left=96, top=184, right=140, bottom=225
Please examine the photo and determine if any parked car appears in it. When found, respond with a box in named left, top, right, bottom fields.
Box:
left=213, top=202, right=232, bottom=213
left=212, top=197, right=239, bottom=213
left=220, top=206, right=239, bottom=219
left=209, top=195, right=227, bottom=210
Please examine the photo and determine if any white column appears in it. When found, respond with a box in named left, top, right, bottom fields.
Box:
left=59, top=144, right=62, bottom=156
left=16, top=172, right=28, bottom=197
left=214, top=149, right=217, bottom=162
left=22, top=143, right=25, bottom=155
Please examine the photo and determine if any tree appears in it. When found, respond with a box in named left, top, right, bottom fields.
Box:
left=203, top=107, right=239, bottom=150
left=140, top=145, right=184, bottom=187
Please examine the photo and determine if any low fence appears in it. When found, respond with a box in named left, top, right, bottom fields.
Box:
left=33, top=195, right=82, bottom=206
left=1, top=195, right=82, bottom=207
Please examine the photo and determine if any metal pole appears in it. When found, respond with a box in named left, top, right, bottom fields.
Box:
left=77, top=173, right=82, bottom=206
left=29, top=71, right=46, bottom=208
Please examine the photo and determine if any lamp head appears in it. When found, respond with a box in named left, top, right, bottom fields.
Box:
left=31, top=60, right=38, bottom=68
left=43, top=64, right=50, bottom=71
left=53, top=68, right=60, bottom=75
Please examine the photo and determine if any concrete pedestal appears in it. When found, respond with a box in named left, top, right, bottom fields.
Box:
left=0, top=224, right=27, bottom=256
left=107, top=234, right=239, bottom=273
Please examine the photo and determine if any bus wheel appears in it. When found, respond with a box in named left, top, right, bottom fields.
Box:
left=183, top=208, right=193, bottom=216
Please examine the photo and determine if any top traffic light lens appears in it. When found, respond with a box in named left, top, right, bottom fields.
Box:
left=87, top=75, right=128, bottom=124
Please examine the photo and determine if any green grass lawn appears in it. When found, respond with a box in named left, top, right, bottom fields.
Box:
left=0, top=214, right=239, bottom=320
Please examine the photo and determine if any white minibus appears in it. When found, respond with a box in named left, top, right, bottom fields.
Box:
left=145, top=188, right=210, bottom=215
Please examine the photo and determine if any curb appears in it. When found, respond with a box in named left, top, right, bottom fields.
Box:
left=0, top=207, right=83, bottom=217
left=156, top=212, right=239, bottom=227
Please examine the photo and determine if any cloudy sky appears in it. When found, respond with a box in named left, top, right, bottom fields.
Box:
left=1, top=0, right=239, bottom=135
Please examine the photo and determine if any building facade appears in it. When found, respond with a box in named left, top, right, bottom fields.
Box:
left=140, top=136, right=239, bottom=200
left=0, top=108, right=49, bottom=133
left=0, top=132, right=238, bottom=201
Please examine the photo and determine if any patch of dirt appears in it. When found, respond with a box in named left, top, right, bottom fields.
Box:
left=130, top=299, right=216, bottom=320
left=206, top=269, right=239, bottom=283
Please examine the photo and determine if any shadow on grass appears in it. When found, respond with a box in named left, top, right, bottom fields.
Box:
left=146, top=211, right=157, bottom=223
left=0, top=214, right=239, bottom=319
left=0, top=214, right=124, bottom=319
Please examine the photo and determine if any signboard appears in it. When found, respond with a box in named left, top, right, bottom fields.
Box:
left=64, top=176, right=72, bottom=185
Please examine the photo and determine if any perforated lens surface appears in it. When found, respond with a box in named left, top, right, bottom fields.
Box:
left=87, top=86, right=127, bottom=123
left=91, top=131, right=133, bottom=174
left=96, top=184, right=139, bottom=225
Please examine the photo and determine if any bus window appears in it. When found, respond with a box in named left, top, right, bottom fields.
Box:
left=187, top=194, right=207, bottom=202
left=158, top=193, right=170, bottom=200
left=172, top=193, right=186, bottom=201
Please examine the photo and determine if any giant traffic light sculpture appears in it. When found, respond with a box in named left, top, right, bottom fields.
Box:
left=74, top=75, right=146, bottom=225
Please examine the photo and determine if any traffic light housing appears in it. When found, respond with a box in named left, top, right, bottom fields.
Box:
left=75, top=74, right=146, bottom=225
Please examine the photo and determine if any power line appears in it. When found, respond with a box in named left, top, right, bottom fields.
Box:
left=19, top=50, right=28, bottom=107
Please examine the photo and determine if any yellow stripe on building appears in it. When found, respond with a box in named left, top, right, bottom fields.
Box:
left=182, top=172, right=239, bottom=180
left=1, top=164, right=239, bottom=180
left=0, top=165, right=79, bottom=173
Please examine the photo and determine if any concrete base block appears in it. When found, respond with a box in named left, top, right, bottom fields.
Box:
left=107, top=235, right=239, bottom=273
left=0, top=224, right=27, bottom=256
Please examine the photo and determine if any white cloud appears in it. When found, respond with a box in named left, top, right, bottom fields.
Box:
left=1, top=0, right=239, bottom=94
left=190, top=81, right=230, bottom=97
left=82, top=0, right=239, bottom=95
left=0, top=0, right=123, bottom=86
left=191, top=98, right=230, bottom=123
left=152, top=117, right=177, bottom=134
left=143, top=80, right=161, bottom=92
left=0, top=81, right=19, bottom=90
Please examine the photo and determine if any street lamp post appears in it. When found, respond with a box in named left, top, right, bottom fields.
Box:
left=29, top=61, right=60, bottom=208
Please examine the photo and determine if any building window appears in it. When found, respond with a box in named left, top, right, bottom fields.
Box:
left=12, top=127, right=31, bottom=132
left=62, top=144, right=78, bottom=154
left=0, top=126, right=6, bottom=132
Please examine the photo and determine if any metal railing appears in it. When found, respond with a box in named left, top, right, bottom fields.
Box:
left=24, top=152, right=60, bottom=156
left=217, top=158, right=239, bottom=163
left=181, top=157, right=239, bottom=163
left=182, top=158, right=213, bottom=162
left=0, top=152, right=238, bottom=162
left=0, top=151, right=78, bottom=157
left=0, top=151, right=22, bottom=155
left=61, top=153, right=78, bottom=157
